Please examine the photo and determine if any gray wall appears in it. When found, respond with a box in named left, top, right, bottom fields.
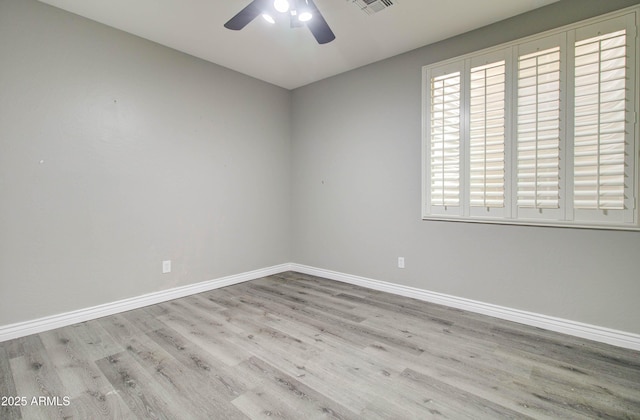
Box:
left=2, top=0, right=639, bottom=338
left=291, top=0, right=640, bottom=335
left=0, top=0, right=291, bottom=325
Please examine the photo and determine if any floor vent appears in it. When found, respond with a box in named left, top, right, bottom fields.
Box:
left=349, top=0, right=396, bottom=15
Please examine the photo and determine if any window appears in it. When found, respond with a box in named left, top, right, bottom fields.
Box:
left=423, top=8, right=638, bottom=230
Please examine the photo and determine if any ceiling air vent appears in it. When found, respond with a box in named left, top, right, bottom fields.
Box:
left=349, top=0, right=396, bottom=15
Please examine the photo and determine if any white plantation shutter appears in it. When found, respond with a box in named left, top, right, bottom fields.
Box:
left=428, top=68, right=462, bottom=213
left=516, top=46, right=562, bottom=212
left=469, top=60, right=506, bottom=209
left=422, top=7, right=638, bottom=229
left=573, top=30, right=627, bottom=211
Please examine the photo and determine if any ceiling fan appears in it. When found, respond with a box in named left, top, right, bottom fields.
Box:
left=224, top=0, right=336, bottom=44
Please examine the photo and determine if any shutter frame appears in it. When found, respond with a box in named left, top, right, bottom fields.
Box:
left=425, top=62, right=465, bottom=216
left=467, top=49, right=511, bottom=219
left=569, top=14, right=637, bottom=225
left=514, top=34, right=566, bottom=221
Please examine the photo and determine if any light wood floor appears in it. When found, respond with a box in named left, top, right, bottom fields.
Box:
left=1, top=271, right=639, bottom=419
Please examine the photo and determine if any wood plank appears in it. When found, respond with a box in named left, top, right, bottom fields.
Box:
left=238, top=356, right=359, bottom=419
left=37, top=326, right=134, bottom=419
left=8, top=336, right=74, bottom=420
left=182, top=293, right=228, bottom=313
left=98, top=311, right=249, bottom=417
left=145, top=327, right=249, bottom=399
left=265, top=276, right=358, bottom=312
left=0, top=346, right=22, bottom=420
left=231, top=386, right=304, bottom=420
left=398, top=367, right=535, bottom=418
left=95, top=351, right=188, bottom=419
left=251, top=279, right=363, bottom=318
left=2, top=337, right=25, bottom=360
left=244, top=284, right=426, bottom=356
left=120, top=307, right=169, bottom=334
left=122, top=333, right=248, bottom=419
left=154, top=300, right=254, bottom=366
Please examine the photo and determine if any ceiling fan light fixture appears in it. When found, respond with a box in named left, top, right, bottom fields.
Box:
left=273, top=0, right=290, bottom=13
left=298, top=11, right=313, bottom=22
left=262, top=13, right=276, bottom=24
left=224, top=0, right=335, bottom=44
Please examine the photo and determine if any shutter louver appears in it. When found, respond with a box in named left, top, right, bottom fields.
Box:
left=573, top=30, right=627, bottom=210
left=517, top=47, right=561, bottom=209
left=430, top=72, right=461, bottom=207
left=469, top=61, right=506, bottom=208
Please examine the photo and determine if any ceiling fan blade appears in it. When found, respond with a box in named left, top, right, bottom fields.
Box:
left=224, top=0, right=265, bottom=30
left=305, top=0, right=335, bottom=44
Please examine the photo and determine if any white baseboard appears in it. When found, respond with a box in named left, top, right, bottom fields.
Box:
left=290, top=264, right=640, bottom=351
left=0, top=263, right=293, bottom=343
left=3, top=262, right=639, bottom=351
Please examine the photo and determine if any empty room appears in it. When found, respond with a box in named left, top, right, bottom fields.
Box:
left=1, top=0, right=639, bottom=418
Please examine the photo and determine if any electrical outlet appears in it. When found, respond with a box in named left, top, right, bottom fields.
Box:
left=162, top=260, right=171, bottom=274
left=398, top=257, right=405, bottom=269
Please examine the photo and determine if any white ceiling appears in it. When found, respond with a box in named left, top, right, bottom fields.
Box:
left=38, top=0, right=559, bottom=89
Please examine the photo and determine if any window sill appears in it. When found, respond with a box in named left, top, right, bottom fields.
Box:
left=421, top=215, right=640, bottom=232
